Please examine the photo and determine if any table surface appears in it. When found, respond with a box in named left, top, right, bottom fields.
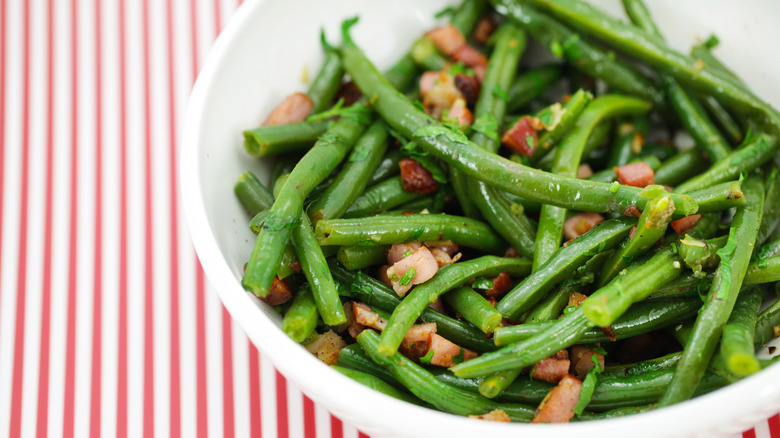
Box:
left=0, top=0, right=778, bottom=437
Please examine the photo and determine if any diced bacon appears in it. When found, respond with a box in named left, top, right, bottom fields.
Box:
left=444, top=99, right=474, bottom=129
left=333, top=301, right=356, bottom=335
left=419, top=71, right=440, bottom=97
left=336, top=81, right=362, bottom=107
left=504, top=247, right=520, bottom=258
left=400, top=322, right=437, bottom=360
left=600, top=325, right=617, bottom=342
left=347, top=322, right=365, bottom=339
left=485, top=272, right=513, bottom=298
left=567, top=291, right=587, bottom=308
left=629, top=225, right=638, bottom=240
left=670, top=214, right=702, bottom=235
left=570, top=345, right=605, bottom=379
left=421, top=71, right=464, bottom=119
left=472, top=17, right=496, bottom=44
left=577, top=163, right=593, bottom=179
left=351, top=302, right=388, bottom=331
left=624, top=205, right=642, bottom=218
left=305, top=330, right=346, bottom=365
left=532, top=374, right=583, bottom=424
left=425, top=240, right=459, bottom=256
left=452, top=44, right=488, bottom=69
left=469, top=408, right=511, bottom=422
left=454, top=74, right=480, bottom=106
left=614, top=162, right=655, bottom=188
left=430, top=247, right=453, bottom=268
left=263, top=92, right=314, bottom=126
left=563, top=212, right=605, bottom=240
left=429, top=297, right=446, bottom=313
left=386, top=246, right=440, bottom=296
left=532, top=350, right=571, bottom=384
left=399, top=158, right=440, bottom=195
left=376, top=264, right=392, bottom=287
left=427, top=333, right=478, bottom=367
left=258, top=276, right=293, bottom=306
left=502, top=116, right=539, bottom=157
left=387, top=242, right=423, bottom=265
left=473, top=64, right=487, bottom=83
left=426, top=24, right=467, bottom=56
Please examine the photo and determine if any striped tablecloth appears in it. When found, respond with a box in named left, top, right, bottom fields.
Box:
left=0, top=0, right=777, bottom=437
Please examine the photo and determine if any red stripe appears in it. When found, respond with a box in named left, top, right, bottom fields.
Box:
left=222, top=308, right=236, bottom=438
left=62, top=0, right=80, bottom=435
left=195, top=263, right=209, bottom=438
left=769, top=413, right=780, bottom=438
left=302, top=396, right=315, bottom=438
left=89, top=0, right=104, bottom=435
left=164, top=0, right=182, bottom=435
left=213, top=0, right=221, bottom=36
left=8, top=0, right=32, bottom=436
left=743, top=428, right=757, bottom=438
left=330, top=415, right=343, bottom=438
left=141, top=0, right=155, bottom=434
left=276, top=371, right=289, bottom=438
left=357, top=432, right=370, bottom=438
left=35, top=0, right=56, bottom=435
left=248, top=345, right=262, bottom=438
left=116, top=0, right=129, bottom=434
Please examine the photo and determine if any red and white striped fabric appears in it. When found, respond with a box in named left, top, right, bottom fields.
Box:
left=0, top=0, right=776, bottom=437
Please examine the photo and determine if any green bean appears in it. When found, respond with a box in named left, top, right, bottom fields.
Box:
left=430, top=368, right=552, bottom=404
left=744, top=257, right=780, bottom=286
left=506, top=65, right=563, bottom=113
left=367, top=149, right=403, bottom=186
left=242, top=104, right=372, bottom=297
left=336, top=245, right=388, bottom=271
left=470, top=184, right=537, bottom=258
left=342, top=176, right=425, bottom=218
left=643, top=274, right=708, bottom=302
left=534, top=95, right=651, bottom=270
left=690, top=36, right=742, bottom=85
left=281, top=286, right=319, bottom=343
left=528, top=89, right=594, bottom=165
left=450, top=0, right=488, bottom=36
left=607, top=117, right=648, bottom=168
left=524, top=285, right=572, bottom=323
left=357, top=329, right=536, bottom=421
left=337, top=344, right=398, bottom=386
left=410, top=37, right=448, bottom=72
left=679, top=235, right=728, bottom=274
left=478, top=369, right=521, bottom=399
left=338, top=21, right=699, bottom=217
left=700, top=95, right=743, bottom=145
left=243, top=121, right=329, bottom=157
left=248, top=210, right=268, bottom=235
left=755, top=235, right=780, bottom=262
left=585, top=156, right=661, bottom=184
left=758, top=167, right=780, bottom=245
left=330, top=260, right=497, bottom=352
left=234, top=171, right=274, bottom=215
left=602, top=352, right=682, bottom=377
left=384, top=54, right=419, bottom=93
left=307, top=33, right=345, bottom=114
left=536, top=118, right=613, bottom=171
left=599, top=195, right=675, bottom=286
left=377, top=256, right=531, bottom=357
left=640, top=143, right=678, bottom=162
left=754, top=298, right=780, bottom=348
left=443, top=286, right=502, bottom=334
left=686, top=181, right=746, bottom=213
left=720, top=288, right=762, bottom=377
left=316, top=214, right=505, bottom=253
left=268, top=154, right=298, bottom=187
left=577, top=405, right=656, bottom=421
left=659, top=176, right=764, bottom=406
left=497, top=217, right=635, bottom=320
left=308, top=120, right=389, bottom=222
left=674, top=133, right=778, bottom=193
left=652, top=148, right=708, bottom=187
left=332, top=365, right=425, bottom=406
left=495, top=298, right=701, bottom=346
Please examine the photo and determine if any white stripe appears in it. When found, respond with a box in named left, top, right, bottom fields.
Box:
left=206, top=280, right=225, bottom=438
left=343, top=421, right=360, bottom=438
left=231, top=321, right=251, bottom=438
left=261, top=351, right=278, bottom=438
left=754, top=420, right=772, bottom=438
left=315, top=401, right=332, bottom=438
left=287, top=382, right=304, bottom=438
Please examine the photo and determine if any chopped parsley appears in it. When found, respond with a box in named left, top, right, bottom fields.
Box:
left=399, top=267, right=416, bottom=286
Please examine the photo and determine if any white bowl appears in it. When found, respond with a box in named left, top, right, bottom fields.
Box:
left=181, top=1, right=780, bottom=437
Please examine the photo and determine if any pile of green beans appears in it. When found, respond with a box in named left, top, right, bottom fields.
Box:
left=232, top=0, right=780, bottom=424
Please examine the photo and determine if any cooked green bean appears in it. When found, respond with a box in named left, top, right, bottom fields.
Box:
left=586, top=156, right=661, bottom=184
left=606, top=117, right=648, bottom=168
left=744, top=256, right=780, bottom=286
left=281, top=286, right=319, bottom=343
left=342, top=176, right=425, bottom=218
left=243, top=121, right=329, bottom=157
left=234, top=171, right=275, bottom=215
left=758, top=167, right=780, bottom=245
left=686, top=181, right=746, bottom=213
left=754, top=298, right=780, bottom=348
left=529, top=89, right=594, bottom=164
left=720, top=288, right=762, bottom=377
left=332, top=365, right=425, bottom=405
left=336, top=245, right=388, bottom=271
left=367, top=149, right=404, bottom=186
left=307, top=33, right=345, bottom=113
left=653, top=148, right=708, bottom=187
left=506, top=65, right=563, bottom=113
left=443, top=286, right=502, bottom=334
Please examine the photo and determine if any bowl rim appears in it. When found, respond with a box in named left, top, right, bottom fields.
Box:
left=180, top=1, right=780, bottom=436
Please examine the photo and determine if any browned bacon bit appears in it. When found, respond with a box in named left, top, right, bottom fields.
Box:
left=769, top=346, right=778, bottom=355
left=570, top=345, right=605, bottom=379
left=472, top=16, right=496, bottom=44
left=428, top=334, right=477, bottom=367
left=399, top=322, right=437, bottom=360
left=376, top=265, right=392, bottom=287
left=425, top=240, right=459, bottom=256
left=352, top=302, right=388, bottom=331
left=445, top=99, right=474, bottom=129
left=600, top=325, right=617, bottom=342
left=419, top=71, right=439, bottom=97
left=430, top=248, right=453, bottom=268
left=259, top=276, right=293, bottom=305
left=670, top=214, right=702, bottom=235
left=336, top=81, right=362, bottom=107
left=504, top=247, right=520, bottom=258
left=485, top=272, right=513, bottom=298
left=532, top=374, right=583, bottom=423
left=386, top=245, right=439, bottom=296
left=421, top=71, right=464, bottom=119
left=426, top=24, right=467, bottom=56
left=531, top=350, right=570, bottom=384
left=429, top=298, right=446, bottom=314
left=563, top=212, right=605, bottom=240
left=454, top=74, right=480, bottom=106
left=624, top=205, right=642, bottom=218
left=614, top=161, right=655, bottom=188
left=567, top=292, right=587, bottom=308
left=263, top=92, right=314, bottom=126
left=399, top=158, right=440, bottom=194
left=502, top=116, right=539, bottom=157
left=468, top=409, right=511, bottom=422
left=305, top=330, right=346, bottom=365
left=387, top=242, right=423, bottom=265
left=452, top=44, right=488, bottom=69
left=577, top=163, right=594, bottom=179
left=629, top=226, right=638, bottom=240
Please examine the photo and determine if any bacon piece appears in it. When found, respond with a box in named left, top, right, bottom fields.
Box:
left=485, top=272, right=512, bottom=298
left=670, top=214, right=702, bottom=235
left=567, top=291, right=588, bottom=308
left=454, top=74, right=480, bottom=106
left=532, top=374, right=583, bottom=423
left=427, top=333, right=477, bottom=367
left=421, top=71, right=464, bottom=119
left=504, top=247, right=520, bottom=258
left=444, top=99, right=474, bottom=129
left=305, top=330, right=346, bottom=365
left=570, top=345, right=605, bottom=379
left=426, top=24, right=467, bottom=56
left=425, top=240, right=459, bottom=256
left=473, top=64, right=487, bottom=83
left=472, top=17, right=496, bottom=44
left=563, top=212, right=605, bottom=240
left=469, top=408, right=511, bottom=422
left=336, top=81, right=362, bottom=107
left=386, top=246, right=440, bottom=296
left=624, top=205, right=642, bottom=218
left=531, top=350, right=571, bottom=384
left=399, top=322, right=437, bottom=360
left=502, top=116, right=539, bottom=157
left=614, top=161, right=655, bottom=188
left=577, top=163, right=593, bottom=179
left=387, top=242, right=423, bottom=265
left=429, top=297, right=446, bottom=313
left=263, top=92, right=314, bottom=126
left=452, top=44, right=488, bottom=69
left=430, top=247, right=453, bottom=268
left=399, top=158, right=440, bottom=194
left=259, top=276, right=293, bottom=306
left=376, top=264, right=392, bottom=287
left=419, top=71, right=440, bottom=97
left=352, top=302, right=388, bottom=331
